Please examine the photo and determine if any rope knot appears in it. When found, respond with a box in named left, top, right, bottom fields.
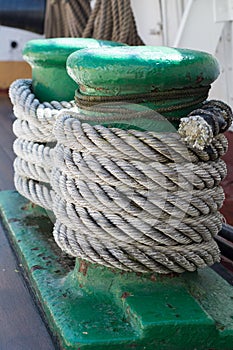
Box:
left=9, top=79, right=231, bottom=274
left=178, top=100, right=233, bottom=150
left=179, top=115, right=214, bottom=150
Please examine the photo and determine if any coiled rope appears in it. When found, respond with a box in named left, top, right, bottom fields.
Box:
left=74, top=86, right=210, bottom=119
left=51, top=109, right=228, bottom=274
left=9, top=78, right=231, bottom=274
left=9, top=79, right=75, bottom=210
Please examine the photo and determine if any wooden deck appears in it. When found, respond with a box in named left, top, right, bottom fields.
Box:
left=0, top=93, right=55, bottom=350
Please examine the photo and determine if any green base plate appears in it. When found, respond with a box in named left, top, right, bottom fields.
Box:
left=0, top=190, right=233, bottom=350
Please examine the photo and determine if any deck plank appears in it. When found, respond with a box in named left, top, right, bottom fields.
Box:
left=0, top=146, right=14, bottom=190
left=0, top=221, right=55, bottom=350
left=0, top=95, right=15, bottom=162
left=0, top=93, right=55, bottom=350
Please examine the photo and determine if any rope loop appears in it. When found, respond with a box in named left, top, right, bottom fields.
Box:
left=9, top=79, right=74, bottom=209
left=51, top=106, right=228, bottom=273
left=9, top=78, right=231, bottom=274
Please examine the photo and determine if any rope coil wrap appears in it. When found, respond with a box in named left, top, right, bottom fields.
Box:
left=9, top=79, right=230, bottom=274
left=74, top=86, right=210, bottom=117
left=9, top=79, right=74, bottom=210
left=51, top=112, right=227, bottom=273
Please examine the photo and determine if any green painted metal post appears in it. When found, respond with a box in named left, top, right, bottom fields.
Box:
left=1, top=43, right=233, bottom=350
left=23, top=38, right=125, bottom=102
left=67, top=46, right=219, bottom=124
left=1, top=191, right=233, bottom=349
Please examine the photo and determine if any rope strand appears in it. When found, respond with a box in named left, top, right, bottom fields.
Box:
left=9, top=79, right=230, bottom=274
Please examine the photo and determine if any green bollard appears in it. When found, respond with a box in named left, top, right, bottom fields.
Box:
left=67, top=46, right=219, bottom=130
left=23, top=38, right=125, bottom=102
left=9, top=38, right=126, bottom=211
left=0, top=191, right=233, bottom=350
left=1, top=45, right=233, bottom=350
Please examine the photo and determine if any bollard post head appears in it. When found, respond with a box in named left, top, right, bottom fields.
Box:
left=23, top=38, right=125, bottom=102
left=67, top=46, right=220, bottom=121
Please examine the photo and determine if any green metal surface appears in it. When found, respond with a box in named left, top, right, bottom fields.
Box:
left=73, top=103, right=178, bottom=132
left=23, top=38, right=125, bottom=102
left=1, top=190, right=233, bottom=350
left=67, top=46, right=219, bottom=96
left=67, top=46, right=220, bottom=131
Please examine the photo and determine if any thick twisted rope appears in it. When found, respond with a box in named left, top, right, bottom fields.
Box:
left=13, top=138, right=54, bottom=166
left=14, top=157, right=51, bottom=183
left=9, top=79, right=74, bottom=209
left=14, top=173, right=54, bottom=211
left=53, top=143, right=226, bottom=191
left=44, top=0, right=143, bottom=46
left=82, top=0, right=144, bottom=45
left=9, top=79, right=74, bottom=129
left=54, top=220, right=220, bottom=273
left=54, top=115, right=228, bottom=163
left=44, top=0, right=92, bottom=38
left=51, top=166, right=224, bottom=243
left=179, top=100, right=232, bottom=150
left=9, top=78, right=230, bottom=273
left=51, top=111, right=228, bottom=273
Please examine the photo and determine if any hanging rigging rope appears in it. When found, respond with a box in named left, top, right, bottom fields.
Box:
left=44, top=0, right=144, bottom=45
left=44, top=0, right=92, bottom=38
left=82, top=0, right=144, bottom=45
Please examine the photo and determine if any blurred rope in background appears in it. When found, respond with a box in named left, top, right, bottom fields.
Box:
left=44, top=0, right=144, bottom=45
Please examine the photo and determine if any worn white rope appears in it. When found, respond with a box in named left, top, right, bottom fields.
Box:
left=13, top=139, right=54, bottom=208
left=14, top=173, right=53, bottom=211
left=51, top=176, right=223, bottom=244
left=9, top=79, right=74, bottom=209
left=10, top=79, right=75, bottom=142
left=54, top=115, right=228, bottom=163
left=13, top=138, right=54, bottom=166
left=51, top=113, right=227, bottom=273
left=14, top=157, right=51, bottom=183
left=9, top=79, right=74, bottom=116
left=54, top=221, right=220, bottom=273
left=9, top=78, right=228, bottom=273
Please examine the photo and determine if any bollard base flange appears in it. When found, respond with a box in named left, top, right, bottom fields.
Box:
left=0, top=190, right=233, bottom=350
